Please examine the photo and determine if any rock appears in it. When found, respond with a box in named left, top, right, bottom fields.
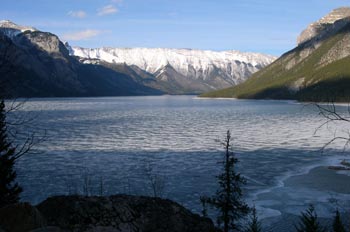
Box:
left=340, top=160, right=350, bottom=167
left=297, top=7, right=350, bottom=45
left=29, top=226, right=65, bottom=232
left=0, top=202, right=46, bottom=232
left=328, top=166, right=350, bottom=171
left=37, top=195, right=217, bottom=232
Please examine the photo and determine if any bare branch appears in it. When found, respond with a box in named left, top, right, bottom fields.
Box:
left=2, top=98, right=47, bottom=159
left=313, top=101, right=350, bottom=152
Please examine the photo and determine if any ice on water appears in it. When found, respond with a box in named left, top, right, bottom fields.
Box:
left=12, top=96, right=350, bottom=220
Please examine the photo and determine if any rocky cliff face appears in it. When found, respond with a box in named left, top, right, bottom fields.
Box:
left=17, top=31, right=68, bottom=56
left=285, top=7, right=350, bottom=73
left=0, top=195, right=217, bottom=232
left=287, top=8, right=350, bottom=71
left=0, top=20, right=36, bottom=39
left=297, top=7, right=350, bottom=45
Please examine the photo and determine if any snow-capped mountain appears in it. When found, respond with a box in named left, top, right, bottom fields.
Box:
left=0, top=20, right=37, bottom=39
left=71, top=47, right=276, bottom=92
left=0, top=19, right=276, bottom=95
left=0, top=20, right=161, bottom=97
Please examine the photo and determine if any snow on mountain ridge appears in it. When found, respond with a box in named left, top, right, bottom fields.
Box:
left=0, top=20, right=37, bottom=39
left=0, top=20, right=276, bottom=92
left=72, top=47, right=276, bottom=82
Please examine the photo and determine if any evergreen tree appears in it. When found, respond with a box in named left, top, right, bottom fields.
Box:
left=332, top=209, right=346, bottom=232
left=206, top=130, right=249, bottom=232
left=295, top=205, right=327, bottom=232
left=200, top=196, right=209, bottom=218
left=0, top=100, right=22, bottom=208
left=245, top=206, right=262, bottom=232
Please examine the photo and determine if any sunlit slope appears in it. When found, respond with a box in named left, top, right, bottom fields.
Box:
left=201, top=17, right=350, bottom=102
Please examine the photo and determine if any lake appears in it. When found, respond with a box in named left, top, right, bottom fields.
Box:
left=12, top=95, right=350, bottom=228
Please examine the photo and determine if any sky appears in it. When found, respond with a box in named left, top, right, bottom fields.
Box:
left=1, top=0, right=349, bottom=56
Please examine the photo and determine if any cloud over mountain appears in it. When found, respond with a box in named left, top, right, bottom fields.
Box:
left=68, top=10, right=87, bottom=19
left=62, top=29, right=102, bottom=41
left=97, top=5, right=118, bottom=16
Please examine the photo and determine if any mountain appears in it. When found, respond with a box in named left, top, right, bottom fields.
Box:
left=0, top=20, right=275, bottom=97
left=0, top=20, right=37, bottom=40
left=71, top=47, right=276, bottom=94
left=0, top=20, right=162, bottom=98
left=201, top=7, right=350, bottom=102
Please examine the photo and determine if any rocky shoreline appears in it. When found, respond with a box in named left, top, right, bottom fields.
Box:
left=0, top=195, right=217, bottom=232
left=328, top=159, right=350, bottom=170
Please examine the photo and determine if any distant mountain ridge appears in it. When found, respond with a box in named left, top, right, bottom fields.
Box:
left=202, top=7, right=350, bottom=102
left=0, top=21, right=161, bottom=97
left=0, top=20, right=37, bottom=38
left=0, top=20, right=275, bottom=97
left=70, top=46, right=276, bottom=94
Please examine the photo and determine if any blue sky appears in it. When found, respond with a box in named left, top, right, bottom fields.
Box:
left=1, top=0, right=348, bottom=55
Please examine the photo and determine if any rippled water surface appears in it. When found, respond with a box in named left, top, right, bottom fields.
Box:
left=13, top=96, right=350, bottom=221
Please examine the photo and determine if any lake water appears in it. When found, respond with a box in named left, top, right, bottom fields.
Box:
left=11, top=96, right=350, bottom=226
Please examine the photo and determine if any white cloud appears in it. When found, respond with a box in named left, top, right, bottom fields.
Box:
left=62, top=29, right=102, bottom=41
left=110, top=0, right=123, bottom=4
left=68, top=10, right=87, bottom=19
left=97, top=5, right=118, bottom=16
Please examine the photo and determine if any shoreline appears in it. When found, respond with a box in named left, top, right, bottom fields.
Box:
left=284, top=165, right=350, bottom=194
left=254, top=155, right=350, bottom=228
left=259, top=161, right=350, bottom=231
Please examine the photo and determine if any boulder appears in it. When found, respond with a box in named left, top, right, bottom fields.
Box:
left=29, top=227, right=65, bottom=232
left=0, top=203, right=46, bottom=232
left=37, top=195, right=216, bottom=232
